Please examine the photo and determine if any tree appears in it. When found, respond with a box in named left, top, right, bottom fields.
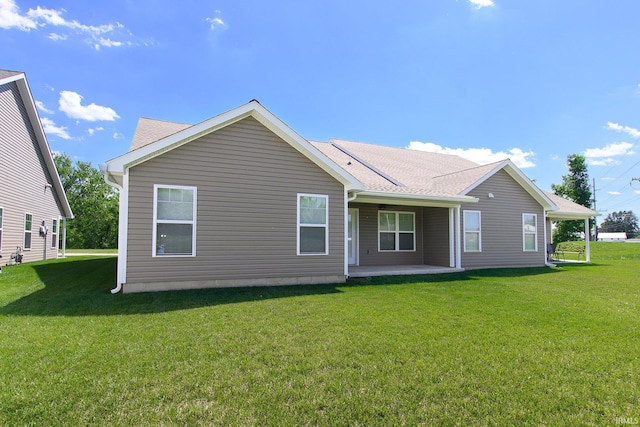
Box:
left=54, top=153, right=119, bottom=249
left=551, top=154, right=593, bottom=242
left=600, top=211, right=639, bottom=237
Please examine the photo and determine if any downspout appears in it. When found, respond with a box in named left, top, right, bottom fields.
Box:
left=100, top=164, right=124, bottom=294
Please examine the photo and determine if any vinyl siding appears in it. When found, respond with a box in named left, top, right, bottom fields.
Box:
left=461, top=169, right=546, bottom=268
left=125, top=116, right=345, bottom=287
left=0, top=81, right=64, bottom=262
left=348, top=203, right=423, bottom=266
left=423, top=207, right=451, bottom=267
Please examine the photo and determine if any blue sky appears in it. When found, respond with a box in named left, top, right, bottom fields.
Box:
left=2, top=0, right=640, bottom=221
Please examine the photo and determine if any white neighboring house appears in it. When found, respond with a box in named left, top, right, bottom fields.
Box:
left=597, top=232, right=627, bottom=242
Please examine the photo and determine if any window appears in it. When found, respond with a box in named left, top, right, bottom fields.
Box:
left=297, top=194, right=328, bottom=255
left=523, top=213, right=538, bottom=251
left=378, top=211, right=415, bottom=251
left=153, top=185, right=197, bottom=256
left=464, top=210, right=481, bottom=252
left=0, top=208, right=3, bottom=251
left=51, top=218, right=58, bottom=249
left=24, top=213, right=33, bottom=250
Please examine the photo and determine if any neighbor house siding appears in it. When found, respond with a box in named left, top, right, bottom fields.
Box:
left=0, top=81, right=63, bottom=262
left=349, top=203, right=423, bottom=266
left=461, top=169, right=545, bottom=268
left=125, top=116, right=345, bottom=290
left=422, top=207, right=450, bottom=267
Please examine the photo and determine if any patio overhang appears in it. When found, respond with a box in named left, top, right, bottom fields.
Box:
left=352, top=191, right=478, bottom=208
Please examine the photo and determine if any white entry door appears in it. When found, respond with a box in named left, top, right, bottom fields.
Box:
left=348, top=208, right=359, bottom=265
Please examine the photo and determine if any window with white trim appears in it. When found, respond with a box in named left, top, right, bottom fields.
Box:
left=153, top=185, right=197, bottom=256
left=51, top=218, right=58, bottom=249
left=24, top=213, right=33, bottom=250
left=523, top=213, right=538, bottom=251
left=297, top=194, right=328, bottom=255
left=463, top=210, right=481, bottom=252
left=378, top=211, right=415, bottom=251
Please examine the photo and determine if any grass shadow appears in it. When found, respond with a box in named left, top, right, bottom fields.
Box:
left=1, top=257, right=343, bottom=317
left=2, top=257, right=570, bottom=317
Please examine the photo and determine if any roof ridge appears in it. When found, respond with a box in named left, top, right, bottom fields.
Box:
left=432, top=159, right=506, bottom=179
left=330, top=142, right=405, bottom=187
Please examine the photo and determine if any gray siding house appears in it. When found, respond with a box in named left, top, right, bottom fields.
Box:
left=0, top=70, right=73, bottom=264
left=103, top=101, right=595, bottom=293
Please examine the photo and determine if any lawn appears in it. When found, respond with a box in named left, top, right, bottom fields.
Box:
left=1, top=243, right=638, bottom=426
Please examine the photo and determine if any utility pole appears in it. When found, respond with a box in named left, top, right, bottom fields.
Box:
left=592, top=178, right=597, bottom=241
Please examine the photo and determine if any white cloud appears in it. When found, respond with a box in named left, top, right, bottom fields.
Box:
left=601, top=177, right=615, bottom=181
left=607, top=122, right=640, bottom=138
left=48, top=32, right=67, bottom=41
left=41, top=117, right=71, bottom=139
left=584, top=141, right=634, bottom=166
left=0, top=0, right=134, bottom=49
left=607, top=191, right=621, bottom=196
left=35, top=100, right=54, bottom=114
left=113, top=132, right=124, bottom=139
left=59, top=91, right=119, bottom=122
left=0, top=0, right=37, bottom=29
left=468, top=0, right=495, bottom=9
left=87, top=126, right=104, bottom=136
left=635, top=190, right=640, bottom=195
left=205, top=10, right=227, bottom=30
left=408, top=141, right=535, bottom=168
left=588, top=158, right=618, bottom=167
left=584, top=141, right=634, bottom=158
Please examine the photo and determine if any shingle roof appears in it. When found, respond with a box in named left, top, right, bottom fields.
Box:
left=543, top=191, right=597, bottom=217
left=0, top=69, right=23, bottom=80
left=130, top=117, right=192, bottom=151
left=127, top=112, right=594, bottom=217
left=311, top=138, right=488, bottom=198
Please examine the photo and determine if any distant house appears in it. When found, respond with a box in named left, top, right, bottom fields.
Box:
left=0, top=70, right=73, bottom=263
left=102, top=101, right=596, bottom=293
left=598, top=232, right=626, bottom=242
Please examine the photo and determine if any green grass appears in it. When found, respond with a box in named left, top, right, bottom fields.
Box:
left=1, top=243, right=639, bottom=426
left=60, top=248, right=118, bottom=255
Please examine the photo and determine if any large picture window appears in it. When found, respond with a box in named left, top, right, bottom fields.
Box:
left=464, top=210, right=481, bottom=252
left=153, top=185, right=197, bottom=256
left=297, top=194, right=328, bottom=255
left=378, top=211, right=415, bottom=252
left=523, top=213, right=538, bottom=251
left=24, top=213, right=33, bottom=250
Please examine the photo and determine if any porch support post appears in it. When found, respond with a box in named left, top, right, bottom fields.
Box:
left=448, top=208, right=455, bottom=268
left=455, top=206, right=462, bottom=269
left=585, top=218, right=591, bottom=262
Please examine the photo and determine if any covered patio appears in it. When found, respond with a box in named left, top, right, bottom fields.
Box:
left=349, top=264, right=464, bottom=278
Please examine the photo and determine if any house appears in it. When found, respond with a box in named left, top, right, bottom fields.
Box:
left=597, top=232, right=627, bottom=242
left=0, top=70, right=73, bottom=264
left=102, top=101, right=595, bottom=293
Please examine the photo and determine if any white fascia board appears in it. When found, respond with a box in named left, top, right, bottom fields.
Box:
left=105, top=101, right=364, bottom=191
left=13, top=75, right=74, bottom=219
left=354, top=191, right=478, bottom=208
left=546, top=211, right=597, bottom=220
left=462, top=159, right=556, bottom=210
